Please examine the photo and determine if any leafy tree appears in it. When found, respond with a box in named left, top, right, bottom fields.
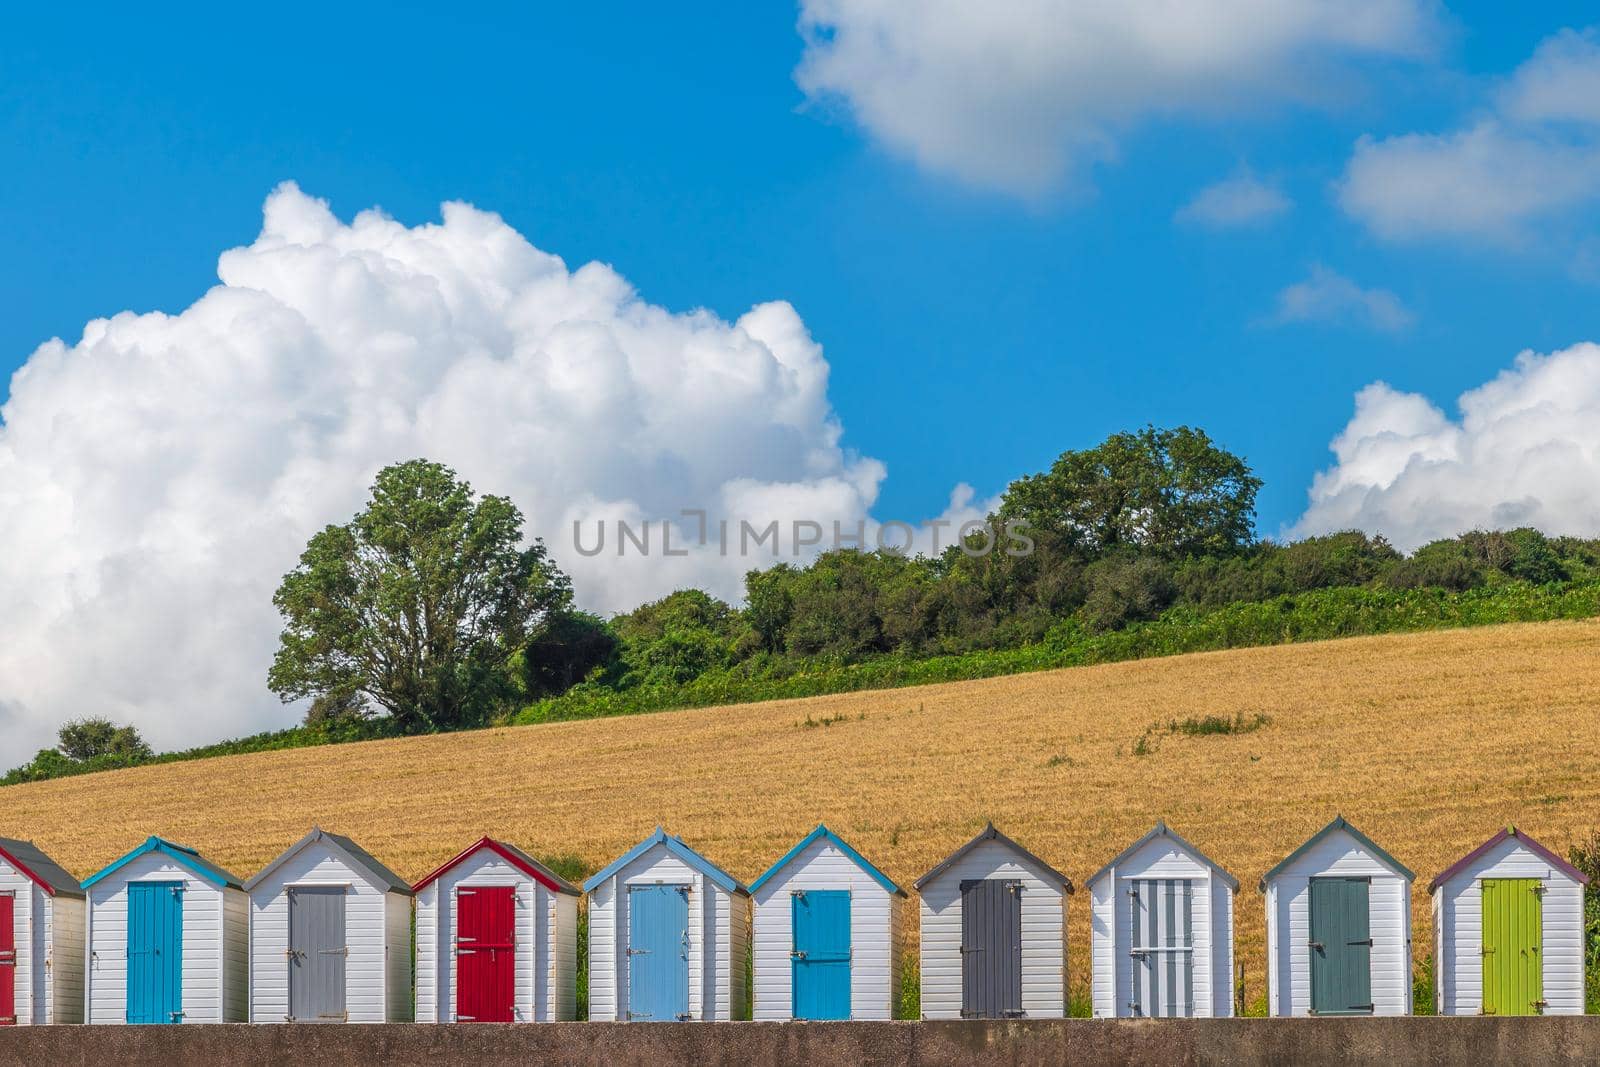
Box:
left=57, top=717, right=152, bottom=762
left=269, top=460, right=572, bottom=733
left=1082, top=554, right=1177, bottom=632
left=1000, top=426, right=1261, bottom=559
left=612, top=589, right=742, bottom=685
left=520, top=612, right=619, bottom=698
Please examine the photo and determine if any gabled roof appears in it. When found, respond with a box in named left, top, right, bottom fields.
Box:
left=1428, top=825, right=1591, bottom=893
left=413, top=836, right=580, bottom=896
left=914, top=823, right=1073, bottom=894
left=1086, top=821, right=1240, bottom=892
left=243, top=828, right=412, bottom=896
left=750, top=825, right=905, bottom=897
left=82, top=836, right=243, bottom=891
left=0, top=837, right=85, bottom=899
left=1259, top=816, right=1414, bottom=891
left=582, top=827, right=748, bottom=896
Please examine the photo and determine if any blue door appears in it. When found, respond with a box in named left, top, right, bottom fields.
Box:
left=127, top=882, right=183, bottom=1024
left=792, top=889, right=850, bottom=1019
left=627, top=884, right=688, bottom=1021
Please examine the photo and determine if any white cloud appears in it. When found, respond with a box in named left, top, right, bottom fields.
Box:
left=1339, top=28, right=1600, bottom=241
left=795, top=0, right=1438, bottom=197
left=0, top=184, right=981, bottom=755
left=1292, top=341, right=1600, bottom=549
left=1176, top=172, right=1292, bottom=228
left=1270, top=265, right=1413, bottom=331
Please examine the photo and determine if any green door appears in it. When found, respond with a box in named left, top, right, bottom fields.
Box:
left=1482, top=879, right=1543, bottom=1015
left=1308, top=877, right=1372, bottom=1015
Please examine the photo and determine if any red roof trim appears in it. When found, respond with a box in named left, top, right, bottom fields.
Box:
left=1427, top=827, right=1591, bottom=893
left=411, top=837, right=575, bottom=895
left=0, top=841, right=59, bottom=897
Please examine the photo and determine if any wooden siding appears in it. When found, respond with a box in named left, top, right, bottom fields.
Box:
left=247, top=840, right=395, bottom=1023
left=1264, top=828, right=1411, bottom=1017
left=586, top=842, right=741, bottom=1022
left=751, top=836, right=900, bottom=1020
left=414, top=848, right=573, bottom=1023
left=1432, top=836, right=1587, bottom=1016
left=1089, top=836, right=1234, bottom=1018
left=86, top=853, right=245, bottom=1024
left=918, top=838, right=1067, bottom=1020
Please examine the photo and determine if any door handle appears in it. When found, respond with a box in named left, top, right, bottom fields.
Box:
left=791, top=950, right=807, bottom=960
left=1308, top=941, right=1324, bottom=951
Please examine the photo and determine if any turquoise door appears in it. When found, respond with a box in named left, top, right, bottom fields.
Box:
left=127, top=882, right=183, bottom=1024
left=792, top=890, right=850, bottom=1019
left=627, top=884, right=688, bottom=1021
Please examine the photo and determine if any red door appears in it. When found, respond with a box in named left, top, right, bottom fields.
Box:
left=456, top=886, right=515, bottom=1022
left=0, top=893, right=15, bottom=1025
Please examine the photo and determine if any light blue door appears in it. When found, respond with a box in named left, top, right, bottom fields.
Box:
left=792, top=889, right=850, bottom=1019
left=127, top=882, right=183, bottom=1024
left=627, top=884, right=688, bottom=1021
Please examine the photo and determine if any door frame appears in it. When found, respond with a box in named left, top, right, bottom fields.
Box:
left=455, top=884, right=517, bottom=1022
left=286, top=884, right=349, bottom=1023
left=1126, top=877, right=1196, bottom=1018
left=1307, top=875, right=1374, bottom=1016
left=1480, top=877, right=1544, bottom=1016
left=958, top=878, right=1025, bottom=1019
left=790, top=888, right=851, bottom=1020
left=126, top=880, right=184, bottom=1024
left=626, top=882, right=691, bottom=1022
left=0, top=891, right=15, bottom=1026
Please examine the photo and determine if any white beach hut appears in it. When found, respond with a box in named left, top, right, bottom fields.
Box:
left=243, top=828, right=414, bottom=1023
left=0, top=837, right=86, bottom=1025
left=1430, top=825, right=1589, bottom=1016
left=749, top=824, right=907, bottom=1020
left=413, top=836, right=581, bottom=1023
left=82, top=836, right=248, bottom=1024
left=1087, top=822, right=1238, bottom=1018
left=584, top=827, right=751, bottom=1022
left=914, top=823, right=1073, bottom=1020
left=1261, top=816, right=1415, bottom=1017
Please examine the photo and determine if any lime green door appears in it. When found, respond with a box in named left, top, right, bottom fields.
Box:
left=1482, top=878, right=1542, bottom=1015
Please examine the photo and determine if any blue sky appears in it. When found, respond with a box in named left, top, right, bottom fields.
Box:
left=7, top=2, right=1598, bottom=536
left=7, top=2, right=1600, bottom=750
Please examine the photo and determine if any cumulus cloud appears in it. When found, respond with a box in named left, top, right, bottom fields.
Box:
left=1269, top=266, right=1413, bottom=332
left=1292, top=342, right=1600, bottom=549
left=795, top=0, right=1438, bottom=197
left=0, top=184, right=982, bottom=755
left=1176, top=171, right=1292, bottom=228
left=1339, top=28, right=1600, bottom=241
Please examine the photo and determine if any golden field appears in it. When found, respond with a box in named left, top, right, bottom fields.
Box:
left=5, top=618, right=1600, bottom=1000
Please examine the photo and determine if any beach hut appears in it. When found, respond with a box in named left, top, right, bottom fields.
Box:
left=243, top=828, right=414, bottom=1023
left=1429, top=826, right=1590, bottom=1016
left=749, top=824, right=908, bottom=1020
left=1260, top=816, right=1414, bottom=1017
left=1087, top=822, right=1238, bottom=1018
left=914, top=823, right=1073, bottom=1020
left=412, top=836, right=581, bottom=1023
left=584, top=827, right=751, bottom=1022
left=0, top=837, right=85, bottom=1025
left=82, top=836, right=248, bottom=1024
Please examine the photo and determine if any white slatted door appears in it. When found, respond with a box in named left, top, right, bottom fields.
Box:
left=1128, top=879, right=1194, bottom=1017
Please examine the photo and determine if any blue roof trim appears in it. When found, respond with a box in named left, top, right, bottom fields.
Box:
left=750, top=825, right=904, bottom=897
left=82, top=836, right=244, bottom=891
left=582, top=827, right=747, bottom=896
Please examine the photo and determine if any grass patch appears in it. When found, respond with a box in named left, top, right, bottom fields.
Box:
left=896, top=952, right=921, bottom=1020
left=1132, top=712, right=1272, bottom=756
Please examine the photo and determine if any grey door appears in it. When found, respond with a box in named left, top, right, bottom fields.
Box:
left=960, top=879, right=1023, bottom=1018
left=1128, top=879, right=1194, bottom=1017
left=288, top=886, right=347, bottom=1022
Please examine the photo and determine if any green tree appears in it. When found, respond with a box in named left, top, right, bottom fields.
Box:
left=269, top=460, right=572, bottom=733
left=57, top=717, right=152, bottom=762
left=999, top=426, right=1261, bottom=559
left=520, top=611, right=619, bottom=698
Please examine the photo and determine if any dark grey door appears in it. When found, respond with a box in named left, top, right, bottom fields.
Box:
left=960, top=879, right=1023, bottom=1018
left=288, top=886, right=347, bottom=1022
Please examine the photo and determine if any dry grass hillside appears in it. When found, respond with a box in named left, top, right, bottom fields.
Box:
left=6, top=619, right=1600, bottom=1002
